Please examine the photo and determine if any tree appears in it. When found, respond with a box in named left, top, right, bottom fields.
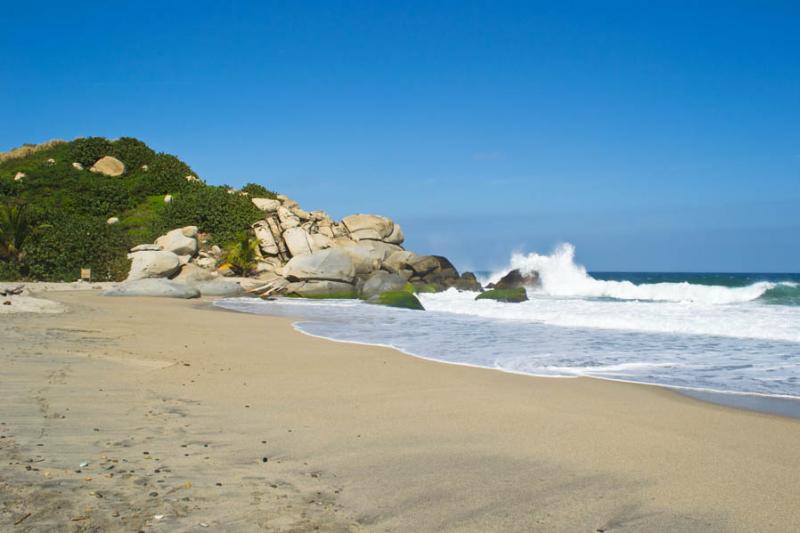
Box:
left=0, top=203, right=34, bottom=263
left=224, top=231, right=260, bottom=274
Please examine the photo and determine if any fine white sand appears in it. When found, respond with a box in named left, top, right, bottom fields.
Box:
left=1, top=291, right=799, bottom=531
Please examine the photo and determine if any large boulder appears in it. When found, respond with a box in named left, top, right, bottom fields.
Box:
left=252, top=198, right=281, bottom=212
left=368, top=291, right=424, bottom=310
left=489, top=269, right=541, bottom=290
left=342, top=214, right=394, bottom=241
left=277, top=206, right=300, bottom=229
left=353, top=240, right=403, bottom=262
left=283, top=248, right=357, bottom=283
left=90, top=156, right=125, bottom=176
left=384, top=223, right=405, bottom=245
left=283, top=227, right=313, bottom=257
left=383, top=250, right=417, bottom=273
left=127, top=250, right=181, bottom=280
left=408, top=255, right=443, bottom=277
left=173, top=263, right=217, bottom=283
left=309, top=232, right=333, bottom=252
left=103, top=279, right=200, bottom=299
left=192, top=280, right=244, bottom=297
left=452, top=272, right=483, bottom=292
left=155, top=226, right=199, bottom=256
left=285, top=280, right=356, bottom=298
left=475, top=288, right=528, bottom=303
left=253, top=220, right=280, bottom=255
left=333, top=239, right=382, bottom=274
left=360, top=271, right=407, bottom=300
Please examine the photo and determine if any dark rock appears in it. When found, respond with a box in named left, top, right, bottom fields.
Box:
left=408, top=255, right=441, bottom=277
left=475, top=287, right=528, bottom=303
left=451, top=271, right=482, bottom=292
left=489, top=269, right=540, bottom=290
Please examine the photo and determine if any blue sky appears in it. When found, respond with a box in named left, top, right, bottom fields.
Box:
left=2, top=1, right=798, bottom=271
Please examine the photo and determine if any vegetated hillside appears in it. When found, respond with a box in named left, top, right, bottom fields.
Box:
left=0, top=137, right=276, bottom=281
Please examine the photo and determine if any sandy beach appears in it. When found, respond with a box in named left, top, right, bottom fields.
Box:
left=2, top=291, right=799, bottom=532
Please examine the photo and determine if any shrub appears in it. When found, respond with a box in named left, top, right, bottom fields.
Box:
left=69, top=137, right=113, bottom=167
left=240, top=182, right=277, bottom=199
left=0, top=203, right=34, bottom=262
left=160, top=186, right=262, bottom=244
left=111, top=137, right=156, bottom=170
left=223, top=231, right=259, bottom=274
left=0, top=260, right=20, bottom=281
left=136, top=152, right=199, bottom=195
left=22, top=215, right=131, bottom=281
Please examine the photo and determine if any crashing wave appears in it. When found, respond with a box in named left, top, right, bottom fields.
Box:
left=486, top=243, right=780, bottom=305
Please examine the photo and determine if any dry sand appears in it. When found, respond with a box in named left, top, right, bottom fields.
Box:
left=1, top=291, right=799, bottom=532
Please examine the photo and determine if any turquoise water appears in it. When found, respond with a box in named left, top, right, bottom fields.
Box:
left=591, top=272, right=800, bottom=306
left=217, top=244, right=800, bottom=405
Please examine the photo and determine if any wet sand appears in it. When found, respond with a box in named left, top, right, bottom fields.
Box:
left=1, top=291, right=799, bottom=531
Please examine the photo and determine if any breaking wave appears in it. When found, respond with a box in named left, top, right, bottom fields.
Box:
left=484, top=243, right=795, bottom=305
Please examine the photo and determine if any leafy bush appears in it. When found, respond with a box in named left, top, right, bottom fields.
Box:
left=22, top=215, right=131, bottom=281
left=241, top=182, right=277, bottom=199
left=0, top=136, right=280, bottom=280
left=0, top=260, right=21, bottom=281
left=111, top=137, right=156, bottom=170
left=160, top=186, right=262, bottom=244
left=137, top=153, right=199, bottom=195
left=0, top=203, right=34, bottom=262
left=69, top=137, right=113, bottom=167
left=223, top=231, right=259, bottom=274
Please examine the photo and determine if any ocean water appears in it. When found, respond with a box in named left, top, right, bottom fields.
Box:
left=216, top=243, right=800, bottom=402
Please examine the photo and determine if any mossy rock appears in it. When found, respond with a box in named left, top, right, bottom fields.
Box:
left=412, top=282, right=441, bottom=294
left=370, top=290, right=425, bottom=310
left=285, top=291, right=357, bottom=299
left=475, top=287, right=528, bottom=303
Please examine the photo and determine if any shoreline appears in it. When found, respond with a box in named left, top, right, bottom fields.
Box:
left=3, top=291, right=800, bottom=531
left=214, top=298, right=800, bottom=421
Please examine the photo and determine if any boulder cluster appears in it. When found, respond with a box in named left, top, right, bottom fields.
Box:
left=111, top=225, right=243, bottom=298
left=117, top=195, right=543, bottom=303
left=243, top=195, right=482, bottom=298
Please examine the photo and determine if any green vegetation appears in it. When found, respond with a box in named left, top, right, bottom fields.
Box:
left=240, top=182, right=277, bottom=199
left=160, top=186, right=262, bottom=244
left=223, top=232, right=260, bottom=275
left=0, top=137, right=275, bottom=281
left=69, top=137, right=113, bottom=167
left=0, top=203, right=34, bottom=263
left=372, top=290, right=425, bottom=310
left=475, top=287, right=528, bottom=303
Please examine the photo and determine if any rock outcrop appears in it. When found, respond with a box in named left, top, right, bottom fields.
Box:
left=475, top=287, right=528, bottom=303
left=127, top=251, right=182, bottom=281
left=360, top=271, right=407, bottom=300
left=104, top=279, right=201, bottom=299
left=283, top=248, right=356, bottom=284
left=120, top=194, right=490, bottom=300
left=488, top=269, right=540, bottom=290
left=155, top=226, right=199, bottom=257
left=90, top=156, right=125, bottom=176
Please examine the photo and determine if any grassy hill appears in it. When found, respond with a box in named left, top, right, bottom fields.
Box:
left=0, top=137, right=275, bottom=281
